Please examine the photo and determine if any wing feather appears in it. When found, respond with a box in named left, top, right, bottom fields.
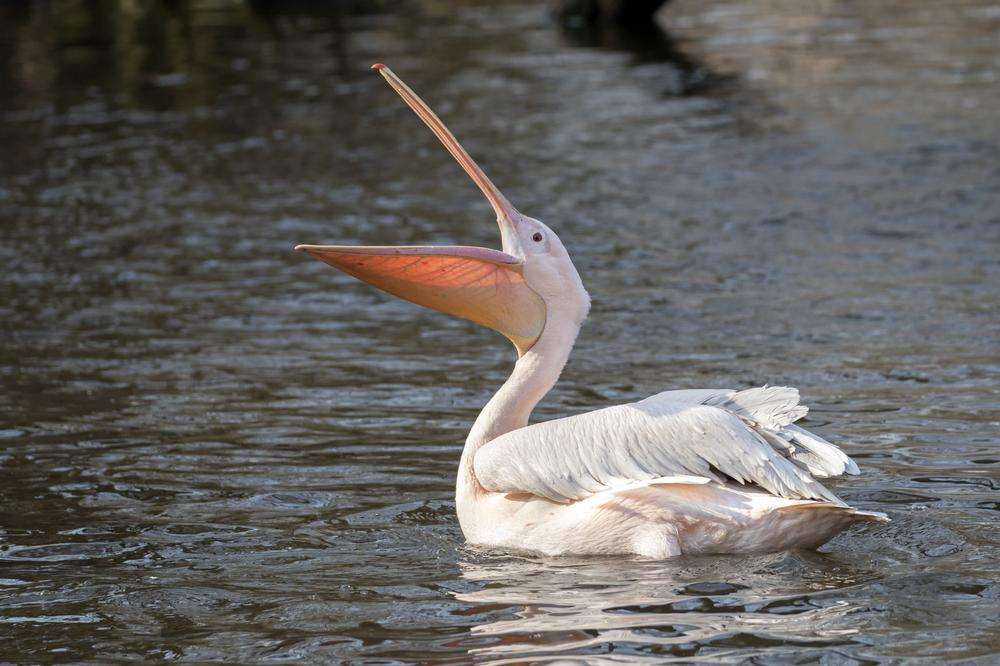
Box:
left=702, top=387, right=859, bottom=478
left=473, top=386, right=856, bottom=504
left=783, top=424, right=860, bottom=478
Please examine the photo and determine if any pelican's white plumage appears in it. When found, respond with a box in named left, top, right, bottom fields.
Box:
left=297, top=64, right=887, bottom=558
left=474, top=387, right=849, bottom=505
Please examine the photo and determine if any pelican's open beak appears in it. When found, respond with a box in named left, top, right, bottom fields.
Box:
left=295, top=64, right=545, bottom=356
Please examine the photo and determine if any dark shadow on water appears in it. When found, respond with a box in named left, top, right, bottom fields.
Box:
left=0, top=0, right=401, bottom=113
left=558, top=15, right=736, bottom=97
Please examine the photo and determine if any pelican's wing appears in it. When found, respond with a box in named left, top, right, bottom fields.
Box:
left=473, top=386, right=858, bottom=504
left=699, top=388, right=859, bottom=479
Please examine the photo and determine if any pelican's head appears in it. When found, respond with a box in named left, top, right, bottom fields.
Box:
left=296, top=64, right=589, bottom=357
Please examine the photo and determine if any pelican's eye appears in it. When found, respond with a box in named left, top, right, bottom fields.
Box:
left=531, top=232, right=544, bottom=243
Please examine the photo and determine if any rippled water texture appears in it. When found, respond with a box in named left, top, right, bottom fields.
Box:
left=2, top=0, right=999, bottom=662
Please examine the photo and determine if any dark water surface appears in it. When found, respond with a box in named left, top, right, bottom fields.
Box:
left=2, top=0, right=999, bottom=662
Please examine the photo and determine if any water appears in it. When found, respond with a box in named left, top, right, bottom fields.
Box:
left=1, top=0, right=998, bottom=662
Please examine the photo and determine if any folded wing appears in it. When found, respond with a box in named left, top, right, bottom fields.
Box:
left=473, top=386, right=857, bottom=504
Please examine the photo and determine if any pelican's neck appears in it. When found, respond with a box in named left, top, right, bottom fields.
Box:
left=457, top=316, right=581, bottom=502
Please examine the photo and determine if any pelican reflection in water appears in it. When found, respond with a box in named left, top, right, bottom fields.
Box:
left=296, top=64, right=887, bottom=558
left=451, top=553, right=874, bottom=661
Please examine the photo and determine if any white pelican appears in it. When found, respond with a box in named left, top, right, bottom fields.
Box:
left=296, top=64, right=887, bottom=558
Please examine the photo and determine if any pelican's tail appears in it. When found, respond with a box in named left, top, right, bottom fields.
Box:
left=777, top=501, right=890, bottom=522
left=845, top=508, right=891, bottom=522
left=744, top=500, right=889, bottom=551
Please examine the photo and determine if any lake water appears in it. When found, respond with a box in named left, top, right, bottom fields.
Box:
left=1, top=0, right=998, bottom=662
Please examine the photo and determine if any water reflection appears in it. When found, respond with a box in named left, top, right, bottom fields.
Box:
left=455, top=552, right=877, bottom=662
left=0, top=0, right=399, bottom=114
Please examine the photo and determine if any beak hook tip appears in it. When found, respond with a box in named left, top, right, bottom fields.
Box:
left=371, top=63, right=386, bottom=70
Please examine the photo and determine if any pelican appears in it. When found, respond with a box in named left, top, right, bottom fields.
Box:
left=296, top=64, right=887, bottom=558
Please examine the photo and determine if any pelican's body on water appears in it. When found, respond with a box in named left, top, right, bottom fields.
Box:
left=296, top=64, right=887, bottom=558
